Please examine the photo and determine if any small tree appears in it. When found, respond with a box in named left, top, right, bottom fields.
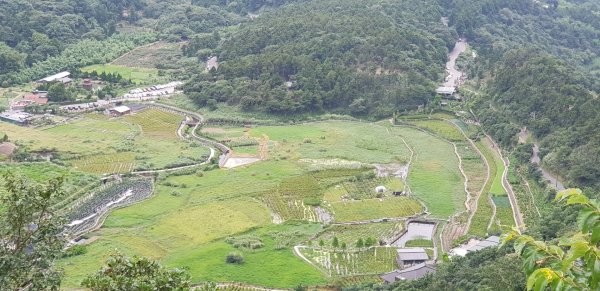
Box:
left=82, top=253, right=191, bottom=290
left=0, top=173, right=66, bottom=290
left=341, top=242, right=347, bottom=250
left=365, top=237, right=375, bottom=247
left=356, top=238, right=364, bottom=248
left=504, top=189, right=600, bottom=290
left=319, top=239, right=325, bottom=248
left=332, top=236, right=339, bottom=249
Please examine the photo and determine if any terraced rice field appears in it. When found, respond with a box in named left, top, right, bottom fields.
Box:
left=71, top=152, right=136, bottom=174
left=312, top=222, right=404, bottom=247
left=406, top=119, right=465, bottom=142
left=467, top=142, right=498, bottom=237
left=331, top=197, right=422, bottom=222
left=301, top=247, right=398, bottom=276
left=125, top=109, right=182, bottom=139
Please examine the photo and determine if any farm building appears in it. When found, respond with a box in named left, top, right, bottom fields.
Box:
left=396, top=248, right=429, bottom=267
left=435, top=86, right=456, bottom=96
left=82, top=79, right=93, bottom=90
left=206, top=56, right=219, bottom=71
left=381, top=263, right=437, bottom=283
left=0, top=111, right=33, bottom=125
left=0, top=142, right=17, bottom=158
left=108, top=106, right=131, bottom=117
left=450, top=235, right=500, bottom=257
left=39, top=71, right=71, bottom=83
left=375, top=186, right=387, bottom=193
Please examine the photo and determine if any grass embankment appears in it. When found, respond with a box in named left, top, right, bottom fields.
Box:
left=81, top=64, right=159, bottom=84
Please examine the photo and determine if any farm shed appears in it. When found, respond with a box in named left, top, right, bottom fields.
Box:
left=375, top=186, right=387, bottom=192
left=396, top=248, right=429, bottom=267
left=109, top=106, right=132, bottom=117
left=0, top=111, right=33, bottom=125
left=435, top=86, right=455, bottom=96
left=450, top=235, right=500, bottom=257
left=381, top=263, right=437, bottom=283
left=39, top=71, right=71, bottom=83
left=206, top=56, right=219, bottom=71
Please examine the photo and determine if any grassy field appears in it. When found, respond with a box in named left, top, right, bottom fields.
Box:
left=81, top=64, right=159, bottom=84
left=467, top=141, right=499, bottom=237
left=55, top=120, right=472, bottom=287
left=394, top=127, right=465, bottom=218
left=250, top=122, right=411, bottom=164
left=406, top=119, right=465, bottom=142
left=0, top=110, right=209, bottom=174
left=331, top=197, right=422, bottom=222
left=485, top=138, right=507, bottom=196
left=112, top=41, right=185, bottom=69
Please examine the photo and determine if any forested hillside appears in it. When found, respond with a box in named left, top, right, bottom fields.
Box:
left=450, top=0, right=600, bottom=190
left=184, top=0, right=454, bottom=116
left=0, top=0, right=143, bottom=72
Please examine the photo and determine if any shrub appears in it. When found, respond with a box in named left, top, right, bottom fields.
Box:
left=225, top=252, right=244, bottom=264
left=62, top=245, right=87, bottom=258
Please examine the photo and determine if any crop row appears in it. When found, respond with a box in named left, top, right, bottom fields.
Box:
left=313, top=222, right=404, bottom=247
left=125, top=109, right=182, bottom=139
left=301, top=247, right=398, bottom=276
left=65, top=179, right=154, bottom=236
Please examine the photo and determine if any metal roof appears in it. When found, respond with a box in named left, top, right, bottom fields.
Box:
left=381, top=263, right=437, bottom=283
left=436, top=86, right=456, bottom=94
left=397, top=248, right=429, bottom=261
left=111, top=106, right=131, bottom=113
left=40, top=71, right=70, bottom=82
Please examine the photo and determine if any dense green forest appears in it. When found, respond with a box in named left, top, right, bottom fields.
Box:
left=183, top=0, right=454, bottom=116
left=0, top=0, right=143, bottom=72
left=449, top=0, right=600, bottom=189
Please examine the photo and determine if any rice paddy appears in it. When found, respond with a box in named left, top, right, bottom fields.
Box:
left=3, top=117, right=481, bottom=288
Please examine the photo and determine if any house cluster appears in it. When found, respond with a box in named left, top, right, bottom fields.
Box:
left=379, top=234, right=500, bottom=283
left=381, top=247, right=436, bottom=284
left=11, top=91, right=49, bottom=110
left=119, top=81, right=183, bottom=101
left=60, top=100, right=110, bottom=113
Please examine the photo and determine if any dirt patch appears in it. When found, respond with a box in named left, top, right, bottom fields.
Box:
left=315, top=207, right=333, bottom=225
left=374, top=163, right=408, bottom=179
left=0, top=142, right=17, bottom=156
left=223, top=157, right=261, bottom=169
left=200, top=127, right=226, bottom=134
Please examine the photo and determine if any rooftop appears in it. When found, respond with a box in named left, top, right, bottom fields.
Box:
left=110, top=106, right=131, bottom=113
left=381, top=263, right=437, bottom=283
left=39, top=71, right=70, bottom=83
left=436, top=86, right=456, bottom=95
left=397, top=248, right=429, bottom=261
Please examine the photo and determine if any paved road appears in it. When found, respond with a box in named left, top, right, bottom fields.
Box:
left=444, top=40, right=468, bottom=87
